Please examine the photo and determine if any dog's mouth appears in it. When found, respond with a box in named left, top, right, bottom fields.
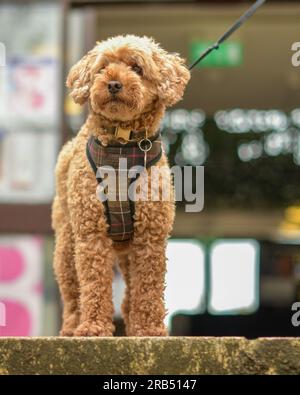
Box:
left=105, top=96, right=125, bottom=104
left=103, top=96, right=140, bottom=113
left=101, top=93, right=131, bottom=107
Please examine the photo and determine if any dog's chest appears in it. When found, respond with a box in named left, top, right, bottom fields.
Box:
left=86, top=134, right=162, bottom=243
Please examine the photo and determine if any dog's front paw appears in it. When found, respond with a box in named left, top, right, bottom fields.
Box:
left=130, top=325, right=168, bottom=337
left=74, top=321, right=113, bottom=337
left=60, top=313, right=80, bottom=336
left=60, top=328, right=75, bottom=337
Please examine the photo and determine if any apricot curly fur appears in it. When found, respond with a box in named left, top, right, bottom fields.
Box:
left=52, top=35, right=190, bottom=337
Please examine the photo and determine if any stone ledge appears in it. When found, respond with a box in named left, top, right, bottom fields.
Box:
left=0, top=337, right=299, bottom=375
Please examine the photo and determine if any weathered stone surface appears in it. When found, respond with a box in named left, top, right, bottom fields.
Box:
left=0, top=337, right=299, bottom=375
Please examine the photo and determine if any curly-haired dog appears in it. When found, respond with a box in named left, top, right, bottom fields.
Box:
left=52, top=35, right=190, bottom=337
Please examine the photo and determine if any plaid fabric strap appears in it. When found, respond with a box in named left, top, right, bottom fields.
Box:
left=86, top=133, right=162, bottom=242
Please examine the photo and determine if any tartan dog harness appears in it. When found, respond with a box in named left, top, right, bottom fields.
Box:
left=86, top=132, right=162, bottom=243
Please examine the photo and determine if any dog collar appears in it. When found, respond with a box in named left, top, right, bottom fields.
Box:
left=102, top=125, right=148, bottom=144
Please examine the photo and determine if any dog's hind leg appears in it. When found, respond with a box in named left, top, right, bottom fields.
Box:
left=118, top=255, right=131, bottom=335
left=53, top=198, right=80, bottom=336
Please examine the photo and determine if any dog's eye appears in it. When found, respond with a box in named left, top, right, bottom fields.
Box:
left=98, top=65, right=106, bottom=73
left=132, top=64, right=143, bottom=76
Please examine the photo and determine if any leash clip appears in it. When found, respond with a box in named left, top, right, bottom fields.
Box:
left=138, top=130, right=152, bottom=168
left=138, top=138, right=152, bottom=152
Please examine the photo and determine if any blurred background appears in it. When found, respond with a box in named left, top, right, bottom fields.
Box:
left=0, top=0, right=300, bottom=337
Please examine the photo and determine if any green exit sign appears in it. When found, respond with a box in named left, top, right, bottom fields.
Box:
left=190, top=41, right=244, bottom=68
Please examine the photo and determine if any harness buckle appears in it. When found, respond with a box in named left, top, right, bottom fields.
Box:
left=115, top=126, right=132, bottom=143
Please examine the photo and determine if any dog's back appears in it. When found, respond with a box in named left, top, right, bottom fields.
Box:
left=52, top=139, right=75, bottom=232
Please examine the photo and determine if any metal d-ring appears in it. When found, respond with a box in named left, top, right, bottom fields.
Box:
left=138, top=138, right=152, bottom=152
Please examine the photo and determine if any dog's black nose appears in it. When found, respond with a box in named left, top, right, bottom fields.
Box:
left=108, top=80, right=122, bottom=94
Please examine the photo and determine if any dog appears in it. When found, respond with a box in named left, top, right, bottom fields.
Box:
left=52, top=35, right=190, bottom=336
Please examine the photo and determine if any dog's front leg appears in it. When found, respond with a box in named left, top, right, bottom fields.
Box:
left=127, top=200, right=174, bottom=337
left=73, top=233, right=116, bottom=337
left=128, top=235, right=168, bottom=336
left=69, top=163, right=116, bottom=337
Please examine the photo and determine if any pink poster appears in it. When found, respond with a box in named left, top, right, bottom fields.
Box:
left=7, top=57, right=58, bottom=121
left=0, top=236, right=43, bottom=336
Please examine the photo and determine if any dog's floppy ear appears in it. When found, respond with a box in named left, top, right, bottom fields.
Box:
left=155, top=51, right=190, bottom=107
left=66, top=48, right=98, bottom=105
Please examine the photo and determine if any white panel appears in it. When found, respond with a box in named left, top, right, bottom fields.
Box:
left=165, top=239, right=205, bottom=327
left=209, top=239, right=259, bottom=314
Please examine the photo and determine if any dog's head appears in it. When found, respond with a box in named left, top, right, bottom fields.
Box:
left=66, top=35, right=190, bottom=122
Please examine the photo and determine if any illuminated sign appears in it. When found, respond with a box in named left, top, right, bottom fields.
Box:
left=190, top=41, right=243, bottom=68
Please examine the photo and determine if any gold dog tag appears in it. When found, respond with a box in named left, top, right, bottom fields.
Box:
left=115, top=127, right=131, bottom=142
